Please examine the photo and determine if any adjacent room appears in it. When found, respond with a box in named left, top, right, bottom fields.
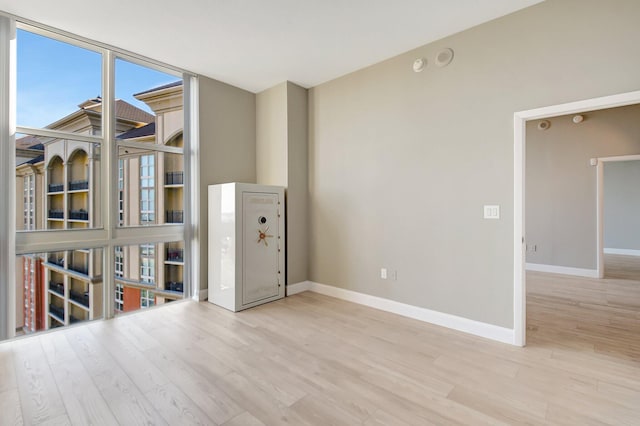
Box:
left=1, top=0, right=639, bottom=424
left=525, top=105, right=640, bottom=360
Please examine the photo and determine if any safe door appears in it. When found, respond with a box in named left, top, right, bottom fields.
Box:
left=242, top=192, right=281, bottom=305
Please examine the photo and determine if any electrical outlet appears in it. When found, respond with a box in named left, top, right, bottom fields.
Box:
left=380, top=268, right=387, bottom=279
left=389, top=270, right=397, bottom=281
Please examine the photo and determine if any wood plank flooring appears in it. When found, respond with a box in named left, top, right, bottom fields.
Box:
left=0, top=256, right=638, bottom=425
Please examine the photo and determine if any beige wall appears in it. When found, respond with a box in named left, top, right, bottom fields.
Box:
left=256, top=82, right=309, bottom=284
left=526, top=105, right=640, bottom=270
left=308, top=0, right=640, bottom=328
left=286, top=82, right=309, bottom=284
left=256, top=83, right=288, bottom=185
left=604, top=160, right=640, bottom=251
left=199, top=76, right=256, bottom=291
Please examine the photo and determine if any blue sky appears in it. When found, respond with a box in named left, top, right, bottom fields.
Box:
left=17, top=29, right=180, bottom=128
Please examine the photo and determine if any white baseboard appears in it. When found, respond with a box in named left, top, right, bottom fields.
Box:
left=525, top=263, right=599, bottom=278
left=196, top=289, right=208, bottom=302
left=287, top=281, right=312, bottom=295
left=604, top=248, right=640, bottom=257
left=288, top=280, right=515, bottom=346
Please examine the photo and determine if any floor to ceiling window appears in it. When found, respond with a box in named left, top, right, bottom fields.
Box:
left=1, top=17, right=196, bottom=340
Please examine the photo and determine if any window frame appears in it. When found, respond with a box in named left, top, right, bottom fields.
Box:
left=118, top=159, right=124, bottom=226
left=115, top=283, right=124, bottom=312
left=0, top=15, right=199, bottom=340
left=139, top=154, right=156, bottom=224
left=23, top=173, right=34, bottom=230
left=140, top=289, right=155, bottom=309
left=140, top=243, right=155, bottom=283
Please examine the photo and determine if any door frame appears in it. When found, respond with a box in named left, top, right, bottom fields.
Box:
left=513, top=89, right=640, bottom=347
left=596, top=155, right=640, bottom=279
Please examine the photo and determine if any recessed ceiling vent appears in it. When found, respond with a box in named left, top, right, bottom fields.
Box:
left=435, top=48, right=454, bottom=67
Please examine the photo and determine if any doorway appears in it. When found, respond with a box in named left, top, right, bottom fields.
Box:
left=513, top=89, right=640, bottom=346
left=599, top=157, right=640, bottom=280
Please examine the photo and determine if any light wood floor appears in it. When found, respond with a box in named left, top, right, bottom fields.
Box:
left=0, top=258, right=639, bottom=425
left=527, top=254, right=640, bottom=362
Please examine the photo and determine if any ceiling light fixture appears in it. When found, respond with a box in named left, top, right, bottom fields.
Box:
left=413, top=58, right=426, bottom=72
left=572, top=115, right=584, bottom=124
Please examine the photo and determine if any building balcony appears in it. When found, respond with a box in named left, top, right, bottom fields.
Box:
left=165, top=171, right=184, bottom=186
left=48, top=209, right=64, bottom=219
left=68, top=263, right=89, bottom=275
left=69, top=209, right=89, bottom=221
left=69, top=315, right=84, bottom=324
left=166, top=281, right=184, bottom=293
left=48, top=183, right=64, bottom=193
left=48, top=256, right=64, bottom=267
left=166, top=248, right=184, bottom=263
left=49, top=281, right=64, bottom=296
left=70, top=290, right=89, bottom=308
left=68, top=180, right=89, bottom=191
left=165, top=210, right=183, bottom=224
left=49, top=304, right=64, bottom=320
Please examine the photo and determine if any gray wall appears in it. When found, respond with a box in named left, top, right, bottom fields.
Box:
left=604, top=160, right=640, bottom=251
left=256, top=82, right=309, bottom=284
left=526, top=105, right=640, bottom=269
left=308, top=0, right=640, bottom=328
left=199, top=76, right=256, bottom=291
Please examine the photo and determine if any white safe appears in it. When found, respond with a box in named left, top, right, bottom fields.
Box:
left=208, top=183, right=285, bottom=311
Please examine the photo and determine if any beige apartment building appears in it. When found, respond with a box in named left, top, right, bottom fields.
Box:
left=15, top=81, right=184, bottom=334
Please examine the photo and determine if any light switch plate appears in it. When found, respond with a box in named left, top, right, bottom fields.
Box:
left=484, top=205, right=500, bottom=219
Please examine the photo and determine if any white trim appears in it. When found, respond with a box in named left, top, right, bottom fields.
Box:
left=291, top=282, right=515, bottom=345
left=102, top=49, right=116, bottom=320
left=117, top=140, right=184, bottom=155
left=597, top=160, right=605, bottom=279
left=514, top=89, right=640, bottom=347
left=514, top=90, right=640, bottom=121
left=184, top=75, right=199, bottom=301
left=604, top=248, right=640, bottom=257
left=596, top=154, right=640, bottom=163
left=513, top=114, right=526, bottom=348
left=525, top=263, right=599, bottom=278
left=0, top=16, right=16, bottom=340
left=286, top=281, right=312, bottom=296
left=17, top=126, right=103, bottom=144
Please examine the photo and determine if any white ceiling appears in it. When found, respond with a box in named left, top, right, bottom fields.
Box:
left=0, top=0, right=543, bottom=93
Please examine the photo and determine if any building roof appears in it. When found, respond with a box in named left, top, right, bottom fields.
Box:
left=43, top=98, right=154, bottom=132
left=117, top=122, right=156, bottom=140
left=115, top=99, right=155, bottom=123
left=133, top=80, right=182, bottom=97
left=26, top=154, right=44, bottom=165
left=16, top=135, right=45, bottom=150
left=16, top=97, right=155, bottom=150
left=79, top=98, right=155, bottom=124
